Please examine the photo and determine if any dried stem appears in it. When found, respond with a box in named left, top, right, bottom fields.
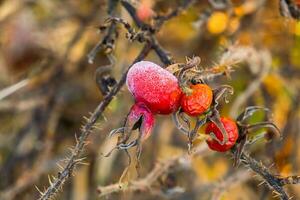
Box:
left=97, top=144, right=209, bottom=197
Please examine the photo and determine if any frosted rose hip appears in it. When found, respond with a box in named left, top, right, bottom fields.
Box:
left=126, top=61, right=182, bottom=114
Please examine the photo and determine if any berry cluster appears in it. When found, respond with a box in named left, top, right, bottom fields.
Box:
left=107, top=60, right=280, bottom=166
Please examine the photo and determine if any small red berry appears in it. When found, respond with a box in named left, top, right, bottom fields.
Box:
left=127, top=61, right=182, bottom=114
left=127, top=102, right=155, bottom=141
left=181, top=84, right=213, bottom=116
left=136, top=3, right=153, bottom=22
left=205, top=117, right=238, bottom=152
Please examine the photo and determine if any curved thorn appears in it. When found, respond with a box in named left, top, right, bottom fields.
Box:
left=247, top=122, right=282, bottom=139
left=237, top=106, right=271, bottom=122
left=101, top=146, right=118, bottom=157
left=118, top=140, right=138, bottom=149
left=172, top=111, right=189, bottom=135
left=188, top=116, right=207, bottom=147
left=178, top=57, right=201, bottom=88
left=208, top=110, right=228, bottom=145
left=208, top=132, right=224, bottom=144
left=180, top=112, right=191, bottom=130
left=108, top=127, right=127, bottom=138
left=247, top=133, right=267, bottom=144
left=213, top=85, right=234, bottom=106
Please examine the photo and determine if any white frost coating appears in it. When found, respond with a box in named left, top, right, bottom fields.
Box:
left=126, top=61, right=179, bottom=104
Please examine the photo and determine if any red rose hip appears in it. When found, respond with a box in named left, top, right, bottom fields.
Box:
left=126, top=61, right=182, bottom=114
left=205, top=117, right=238, bottom=152
left=181, top=84, right=213, bottom=116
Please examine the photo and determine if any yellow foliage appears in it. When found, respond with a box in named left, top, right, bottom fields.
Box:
left=160, top=8, right=197, bottom=42
left=294, top=21, right=300, bottom=36
left=290, top=46, right=300, bottom=67
left=207, top=12, right=229, bottom=35
left=275, top=137, right=293, bottom=176
left=263, top=74, right=291, bottom=129
left=273, top=95, right=291, bottom=130
left=263, top=74, right=284, bottom=96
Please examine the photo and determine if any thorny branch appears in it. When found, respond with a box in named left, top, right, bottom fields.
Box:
left=240, top=152, right=290, bottom=200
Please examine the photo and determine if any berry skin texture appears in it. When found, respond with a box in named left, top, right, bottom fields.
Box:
left=205, top=117, right=239, bottom=152
left=127, top=61, right=182, bottom=114
left=126, top=102, right=155, bottom=141
left=181, top=84, right=213, bottom=116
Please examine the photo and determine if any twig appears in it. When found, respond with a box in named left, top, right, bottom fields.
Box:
left=280, top=0, right=300, bottom=20
left=87, top=0, right=119, bottom=64
left=278, top=176, right=300, bottom=185
left=97, top=157, right=178, bottom=197
left=0, top=98, right=45, bottom=112
left=120, top=0, right=173, bottom=65
left=154, top=0, right=197, bottom=29
left=151, top=37, right=173, bottom=65
left=97, top=144, right=209, bottom=197
left=0, top=79, right=29, bottom=101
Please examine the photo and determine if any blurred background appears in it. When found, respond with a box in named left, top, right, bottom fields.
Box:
left=0, top=0, right=299, bottom=199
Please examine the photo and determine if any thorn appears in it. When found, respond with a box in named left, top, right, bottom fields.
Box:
left=83, top=116, right=89, bottom=122
left=74, top=157, right=86, bottom=163
left=102, top=114, right=108, bottom=122
left=56, top=163, right=64, bottom=170
left=74, top=133, right=79, bottom=143
left=258, top=181, right=265, bottom=186
left=48, top=175, right=53, bottom=186
left=35, top=185, right=44, bottom=195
